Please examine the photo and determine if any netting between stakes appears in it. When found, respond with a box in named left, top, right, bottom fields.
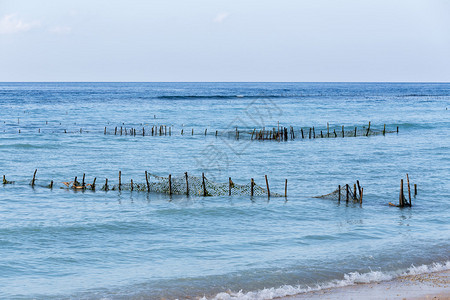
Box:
left=314, top=184, right=358, bottom=201
left=101, top=173, right=283, bottom=197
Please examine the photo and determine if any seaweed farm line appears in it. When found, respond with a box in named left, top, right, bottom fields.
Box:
left=2, top=170, right=285, bottom=197
left=2, top=120, right=398, bottom=141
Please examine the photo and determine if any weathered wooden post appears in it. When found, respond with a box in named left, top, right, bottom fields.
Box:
left=338, top=185, right=341, bottom=202
left=399, top=179, right=405, bottom=207
left=312, top=127, right=315, bottom=138
left=82, top=173, right=85, bottom=187
left=327, top=122, right=330, bottom=137
left=366, top=121, right=371, bottom=136
left=145, top=171, right=150, bottom=192
left=383, top=124, right=386, bottom=136
left=142, top=127, right=145, bottom=136
left=320, top=131, right=323, bottom=138
left=92, top=177, right=96, bottom=190
left=265, top=175, right=270, bottom=198
left=185, top=172, right=189, bottom=196
left=202, top=173, right=206, bottom=196
left=192, top=128, right=194, bottom=135
left=73, top=176, right=78, bottom=188
left=285, top=179, right=288, bottom=197
left=359, top=187, right=363, bottom=204
left=168, top=174, right=172, bottom=195
left=115, top=127, right=117, bottom=135
left=342, top=125, right=345, bottom=137
left=251, top=178, right=254, bottom=196
left=105, top=178, right=109, bottom=191
left=205, top=129, right=207, bottom=136
left=353, top=183, right=357, bottom=200
left=2, top=175, right=6, bottom=184
left=49, top=180, right=53, bottom=189
left=346, top=184, right=349, bottom=202
left=118, top=171, right=122, bottom=191
left=301, top=128, right=304, bottom=139
left=354, top=127, right=357, bottom=137
left=120, top=127, right=123, bottom=135
left=406, top=173, right=412, bottom=206
left=397, top=126, right=399, bottom=133
left=414, top=184, right=417, bottom=196
left=104, top=127, right=106, bottom=135
left=228, top=177, right=232, bottom=196
left=357, top=180, right=362, bottom=198
left=131, top=179, right=134, bottom=191
left=31, top=169, right=37, bottom=187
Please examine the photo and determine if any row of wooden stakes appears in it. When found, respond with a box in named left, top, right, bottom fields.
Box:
left=3, top=170, right=287, bottom=198
left=389, top=173, right=417, bottom=207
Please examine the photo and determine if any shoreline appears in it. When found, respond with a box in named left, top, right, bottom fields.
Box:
left=280, top=270, right=450, bottom=300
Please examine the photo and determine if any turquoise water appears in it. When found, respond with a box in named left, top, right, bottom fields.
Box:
left=0, top=83, right=449, bottom=299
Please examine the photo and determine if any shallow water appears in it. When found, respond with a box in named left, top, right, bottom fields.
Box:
left=0, top=82, right=449, bottom=299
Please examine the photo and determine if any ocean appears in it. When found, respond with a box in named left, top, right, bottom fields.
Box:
left=0, top=82, right=449, bottom=299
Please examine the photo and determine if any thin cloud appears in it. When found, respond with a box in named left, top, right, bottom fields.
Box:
left=49, top=26, right=72, bottom=35
left=213, top=12, right=229, bottom=23
left=0, top=14, right=40, bottom=34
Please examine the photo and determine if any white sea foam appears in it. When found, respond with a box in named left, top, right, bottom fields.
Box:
left=206, top=261, right=450, bottom=300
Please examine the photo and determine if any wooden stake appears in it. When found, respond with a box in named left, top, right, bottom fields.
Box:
left=414, top=184, right=417, bottom=196
left=346, top=184, right=349, bottom=202
left=285, top=179, right=288, bottom=197
left=118, top=171, right=121, bottom=191
left=357, top=180, right=362, bottom=198
left=353, top=183, right=357, bottom=200
left=142, top=127, right=145, bottom=136
left=229, top=177, right=232, bottom=196
left=359, top=187, right=363, bottom=204
left=73, top=176, right=78, bottom=188
left=321, top=131, right=323, bottom=138
left=2, top=175, right=5, bottom=184
left=406, top=173, right=412, bottom=206
left=397, top=126, right=399, bottom=133
left=383, top=124, right=386, bottom=135
left=105, top=178, right=108, bottom=191
left=342, top=125, right=344, bottom=137
left=399, top=179, right=404, bottom=207
left=92, top=177, right=96, bottom=190
left=31, top=169, right=37, bottom=187
left=338, top=185, right=341, bottom=202
left=131, top=179, right=134, bottom=191
left=115, top=127, right=117, bottom=135
left=327, top=122, right=329, bottom=137
left=205, top=129, right=207, bottom=136
left=185, top=172, right=189, bottom=196
left=145, top=171, right=150, bottom=192
left=251, top=178, right=254, bottom=196
left=309, top=128, right=311, bottom=139
left=301, top=128, right=304, bottom=139
left=354, top=127, right=357, bottom=137
left=265, top=175, right=270, bottom=198
left=104, top=127, right=106, bottom=134
left=49, top=180, right=53, bottom=189
left=168, top=174, right=172, bottom=195
left=82, top=173, right=85, bottom=187
left=313, top=127, right=315, bottom=138
left=202, top=172, right=206, bottom=196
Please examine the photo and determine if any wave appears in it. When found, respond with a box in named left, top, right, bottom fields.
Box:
left=156, top=95, right=289, bottom=100
left=206, top=261, right=450, bottom=300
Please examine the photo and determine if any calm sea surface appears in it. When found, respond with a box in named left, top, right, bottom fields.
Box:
left=0, top=82, right=449, bottom=299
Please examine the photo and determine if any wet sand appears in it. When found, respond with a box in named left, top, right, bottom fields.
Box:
left=282, top=270, right=450, bottom=300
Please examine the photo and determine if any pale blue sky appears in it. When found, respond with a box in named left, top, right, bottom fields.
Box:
left=0, top=0, right=449, bottom=82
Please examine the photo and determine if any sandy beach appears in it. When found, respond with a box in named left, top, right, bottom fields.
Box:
left=282, top=270, right=450, bottom=300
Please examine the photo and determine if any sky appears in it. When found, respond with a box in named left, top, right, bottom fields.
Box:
left=0, top=0, right=449, bottom=82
